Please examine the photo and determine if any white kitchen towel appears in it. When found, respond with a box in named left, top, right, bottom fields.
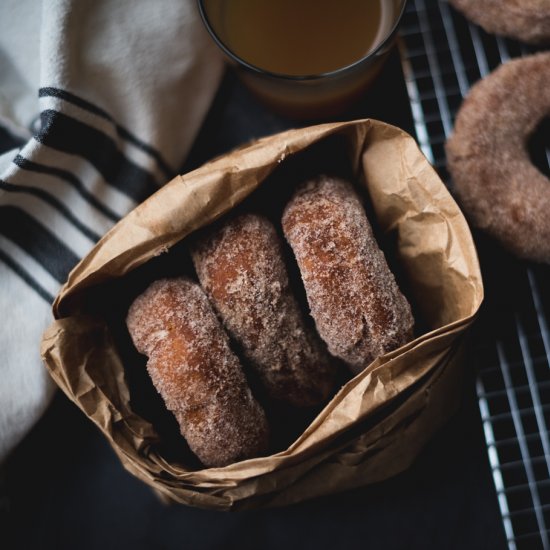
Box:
left=0, top=0, right=224, bottom=461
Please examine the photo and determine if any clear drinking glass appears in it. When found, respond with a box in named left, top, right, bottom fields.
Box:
left=198, top=0, right=408, bottom=119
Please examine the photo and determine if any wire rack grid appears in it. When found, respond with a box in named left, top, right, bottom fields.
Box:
left=397, top=2, right=550, bottom=549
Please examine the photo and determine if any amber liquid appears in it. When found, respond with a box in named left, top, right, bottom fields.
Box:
left=205, top=0, right=392, bottom=76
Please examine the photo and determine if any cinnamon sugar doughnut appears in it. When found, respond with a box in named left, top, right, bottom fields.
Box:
left=449, top=0, right=550, bottom=44
left=192, top=213, right=335, bottom=407
left=446, top=52, right=550, bottom=264
left=126, top=277, right=269, bottom=468
left=282, top=176, right=414, bottom=375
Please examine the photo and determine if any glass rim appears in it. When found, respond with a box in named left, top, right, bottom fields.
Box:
left=197, top=0, right=408, bottom=82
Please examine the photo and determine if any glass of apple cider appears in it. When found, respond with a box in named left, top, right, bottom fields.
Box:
left=198, top=0, right=407, bottom=119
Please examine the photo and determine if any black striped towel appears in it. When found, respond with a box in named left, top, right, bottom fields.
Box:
left=0, top=0, right=224, bottom=461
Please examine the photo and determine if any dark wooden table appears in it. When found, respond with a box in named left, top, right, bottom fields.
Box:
left=1, top=50, right=507, bottom=550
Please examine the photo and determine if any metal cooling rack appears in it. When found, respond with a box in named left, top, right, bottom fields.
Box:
left=398, top=2, right=550, bottom=549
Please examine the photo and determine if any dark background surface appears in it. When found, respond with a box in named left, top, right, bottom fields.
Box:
left=1, top=50, right=508, bottom=549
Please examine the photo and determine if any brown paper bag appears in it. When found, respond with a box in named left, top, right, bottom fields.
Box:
left=41, top=119, right=483, bottom=510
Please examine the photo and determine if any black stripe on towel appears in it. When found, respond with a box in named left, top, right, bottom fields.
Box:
left=13, top=155, right=121, bottom=223
left=0, top=248, right=53, bottom=303
left=0, top=179, right=101, bottom=242
left=0, top=206, right=79, bottom=283
left=38, top=87, right=174, bottom=179
left=35, top=110, right=158, bottom=203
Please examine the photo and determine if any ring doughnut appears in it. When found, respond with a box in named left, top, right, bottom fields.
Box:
left=282, top=175, right=414, bottom=375
left=446, top=52, right=550, bottom=264
left=192, top=213, right=335, bottom=407
left=449, top=0, right=550, bottom=44
left=126, top=277, right=269, bottom=467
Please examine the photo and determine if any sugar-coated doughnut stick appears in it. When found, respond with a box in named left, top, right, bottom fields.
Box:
left=282, top=175, right=414, bottom=374
left=126, top=277, right=269, bottom=468
left=192, top=214, right=335, bottom=407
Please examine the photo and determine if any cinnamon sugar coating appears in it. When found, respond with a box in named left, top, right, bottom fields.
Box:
left=449, top=0, right=550, bottom=44
left=126, top=277, right=269, bottom=468
left=192, top=214, right=335, bottom=407
left=446, top=52, right=550, bottom=264
left=282, top=175, right=414, bottom=374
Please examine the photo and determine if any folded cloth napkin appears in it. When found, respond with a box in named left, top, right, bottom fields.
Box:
left=0, top=0, right=224, bottom=462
